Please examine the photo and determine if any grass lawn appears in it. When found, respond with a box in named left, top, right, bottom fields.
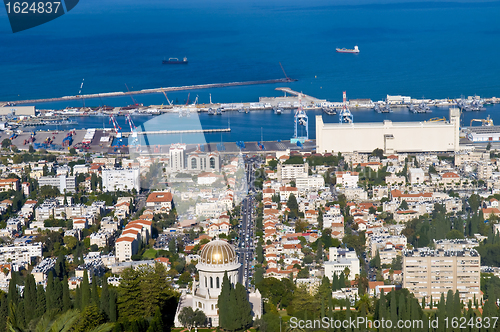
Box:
left=142, top=248, right=157, bottom=259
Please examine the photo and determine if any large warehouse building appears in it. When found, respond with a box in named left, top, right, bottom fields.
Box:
left=0, top=106, right=35, bottom=116
left=316, top=108, right=460, bottom=154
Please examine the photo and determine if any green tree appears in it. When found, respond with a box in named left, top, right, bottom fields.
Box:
left=23, top=274, right=37, bottom=324
left=217, top=272, right=231, bottom=328
left=234, top=283, right=253, bottom=330
left=178, top=306, right=196, bottom=330
left=35, top=284, right=46, bottom=318
left=399, top=200, right=409, bottom=210
left=81, top=270, right=91, bottom=309
left=1, top=138, right=11, bottom=149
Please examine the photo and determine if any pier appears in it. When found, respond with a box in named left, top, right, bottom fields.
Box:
left=275, top=87, right=326, bottom=104
left=122, top=128, right=231, bottom=137
left=5, top=78, right=297, bottom=105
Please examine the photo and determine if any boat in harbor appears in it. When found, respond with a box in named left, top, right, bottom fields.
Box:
left=216, top=108, right=222, bottom=115
left=336, top=46, right=359, bottom=54
left=408, top=104, right=417, bottom=113
left=381, top=103, right=393, bottom=113
left=418, top=101, right=431, bottom=113
left=162, top=57, right=188, bottom=64
left=471, top=99, right=486, bottom=111
left=322, top=107, right=337, bottom=115
left=274, top=107, right=283, bottom=114
left=208, top=108, right=216, bottom=115
left=374, top=104, right=382, bottom=113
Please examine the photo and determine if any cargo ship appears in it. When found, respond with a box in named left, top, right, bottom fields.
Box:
left=336, top=46, right=359, bottom=53
left=162, top=57, right=188, bottom=64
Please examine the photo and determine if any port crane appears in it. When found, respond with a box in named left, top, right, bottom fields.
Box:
left=470, top=115, right=493, bottom=127
left=125, top=83, right=140, bottom=106
left=126, top=114, right=139, bottom=147
left=109, top=115, right=123, bottom=146
left=291, top=93, right=308, bottom=144
left=279, top=62, right=291, bottom=82
left=339, top=91, right=354, bottom=123
left=161, top=88, right=173, bottom=106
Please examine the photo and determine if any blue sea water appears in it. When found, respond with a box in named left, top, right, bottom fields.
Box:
left=2, top=0, right=500, bottom=143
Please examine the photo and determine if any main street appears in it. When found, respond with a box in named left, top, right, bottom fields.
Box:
left=237, top=158, right=257, bottom=288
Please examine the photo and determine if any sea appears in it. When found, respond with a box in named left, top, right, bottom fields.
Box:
left=2, top=0, right=500, bottom=144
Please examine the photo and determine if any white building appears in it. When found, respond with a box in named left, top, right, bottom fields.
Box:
left=169, top=143, right=186, bottom=171
left=408, top=168, right=425, bottom=184
left=324, top=247, right=360, bottom=281
left=295, top=174, right=325, bottom=190
left=115, top=237, right=138, bottom=262
left=38, top=175, right=76, bottom=193
left=335, top=171, right=359, bottom=188
left=277, top=163, right=308, bottom=182
left=0, top=242, right=43, bottom=264
left=174, top=240, right=262, bottom=327
left=316, top=108, right=460, bottom=154
left=102, top=168, right=140, bottom=192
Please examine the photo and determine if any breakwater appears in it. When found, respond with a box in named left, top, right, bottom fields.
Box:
left=4, top=78, right=297, bottom=105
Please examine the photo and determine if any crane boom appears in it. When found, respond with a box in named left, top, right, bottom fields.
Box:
left=279, top=62, right=289, bottom=81
left=125, top=83, right=138, bottom=106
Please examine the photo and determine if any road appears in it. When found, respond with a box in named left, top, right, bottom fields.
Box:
left=236, top=158, right=258, bottom=288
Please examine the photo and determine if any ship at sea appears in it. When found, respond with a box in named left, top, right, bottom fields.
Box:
left=162, top=57, right=188, bottom=64
left=336, top=46, right=359, bottom=54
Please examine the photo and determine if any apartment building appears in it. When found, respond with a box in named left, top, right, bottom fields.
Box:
left=38, top=175, right=76, bottom=193
left=324, top=247, right=360, bottom=281
left=101, top=168, right=140, bottom=192
left=403, top=248, right=481, bottom=304
left=277, top=163, right=308, bottom=182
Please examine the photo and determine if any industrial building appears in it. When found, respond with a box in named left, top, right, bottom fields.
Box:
left=0, top=106, right=35, bottom=116
left=316, top=108, right=460, bottom=154
left=403, top=247, right=481, bottom=304
left=464, top=126, right=500, bottom=142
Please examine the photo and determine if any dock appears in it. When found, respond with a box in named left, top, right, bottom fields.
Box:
left=5, top=78, right=297, bottom=105
left=275, top=87, right=326, bottom=104
left=122, top=128, right=230, bottom=137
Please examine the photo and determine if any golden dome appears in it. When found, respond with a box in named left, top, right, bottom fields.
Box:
left=199, top=239, right=237, bottom=265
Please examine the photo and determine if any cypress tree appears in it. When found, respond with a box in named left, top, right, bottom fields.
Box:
left=35, top=284, right=46, bottom=318
left=16, top=300, right=25, bottom=329
left=378, top=290, right=386, bottom=332
left=235, top=283, right=252, bottom=330
left=55, top=253, right=66, bottom=280
left=430, top=295, right=433, bottom=309
left=453, top=290, right=461, bottom=319
left=446, top=289, right=454, bottom=318
left=45, top=271, right=55, bottom=310
left=398, top=291, right=406, bottom=321
left=53, top=276, right=63, bottom=312
left=227, top=283, right=238, bottom=331
left=92, top=277, right=99, bottom=305
left=7, top=272, right=19, bottom=308
left=332, top=272, right=339, bottom=291
left=109, top=289, right=117, bottom=322
left=23, top=274, right=36, bottom=324
left=0, top=294, right=8, bottom=332
left=437, top=293, right=446, bottom=332
left=74, top=285, right=81, bottom=310
left=390, top=291, right=397, bottom=326
left=217, top=272, right=231, bottom=329
left=81, top=270, right=91, bottom=309
left=63, top=276, right=71, bottom=311
left=100, top=278, right=110, bottom=317
left=339, top=272, right=345, bottom=289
